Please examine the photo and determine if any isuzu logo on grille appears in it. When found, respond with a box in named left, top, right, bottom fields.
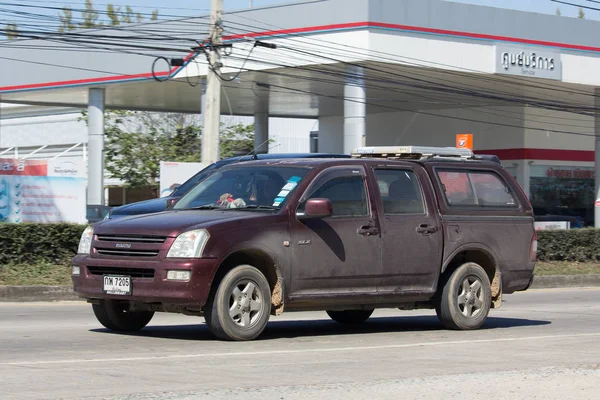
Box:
left=115, top=243, right=132, bottom=249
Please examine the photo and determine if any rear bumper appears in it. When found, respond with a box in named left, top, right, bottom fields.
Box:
left=71, top=255, right=221, bottom=307
left=503, top=262, right=536, bottom=294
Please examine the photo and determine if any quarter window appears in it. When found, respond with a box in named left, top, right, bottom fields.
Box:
left=437, top=170, right=517, bottom=207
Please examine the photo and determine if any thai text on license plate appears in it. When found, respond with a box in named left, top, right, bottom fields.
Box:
left=103, top=275, right=131, bottom=295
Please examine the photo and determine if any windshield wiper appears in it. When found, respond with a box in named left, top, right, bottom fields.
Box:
left=241, top=205, right=280, bottom=210
left=186, top=204, right=223, bottom=210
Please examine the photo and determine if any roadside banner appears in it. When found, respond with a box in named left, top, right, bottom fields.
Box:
left=159, top=161, right=206, bottom=197
left=0, top=158, right=86, bottom=224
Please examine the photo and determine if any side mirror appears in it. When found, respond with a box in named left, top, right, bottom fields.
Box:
left=166, top=197, right=179, bottom=209
left=297, top=198, right=333, bottom=220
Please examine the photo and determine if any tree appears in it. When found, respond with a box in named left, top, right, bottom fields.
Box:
left=220, top=123, right=256, bottom=158
left=3, top=23, right=17, bottom=39
left=121, top=6, right=134, bottom=24
left=5, top=1, right=159, bottom=38
left=556, top=8, right=561, bottom=16
left=80, top=0, right=101, bottom=29
left=106, top=4, right=120, bottom=26
left=58, top=7, right=75, bottom=33
left=578, top=8, right=585, bottom=19
left=80, top=110, right=258, bottom=191
left=56, top=1, right=159, bottom=32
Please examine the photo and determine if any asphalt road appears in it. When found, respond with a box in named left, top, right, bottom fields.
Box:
left=1, top=288, right=599, bottom=400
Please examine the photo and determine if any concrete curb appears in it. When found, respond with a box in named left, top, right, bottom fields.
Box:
left=530, top=274, right=600, bottom=289
left=1, top=275, right=600, bottom=302
left=0, top=285, right=80, bottom=302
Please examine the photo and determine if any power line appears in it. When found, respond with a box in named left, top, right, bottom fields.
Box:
left=2, top=51, right=596, bottom=138
left=551, top=0, right=600, bottom=12
left=254, top=77, right=597, bottom=137
left=2, top=3, right=599, bottom=136
left=222, top=16, right=600, bottom=102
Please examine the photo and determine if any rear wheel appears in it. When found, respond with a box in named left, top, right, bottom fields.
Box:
left=204, top=265, right=271, bottom=341
left=435, top=262, right=491, bottom=330
left=326, top=309, right=374, bottom=324
left=92, top=300, right=154, bottom=332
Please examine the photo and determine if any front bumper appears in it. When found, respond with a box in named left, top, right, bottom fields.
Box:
left=71, top=255, right=221, bottom=307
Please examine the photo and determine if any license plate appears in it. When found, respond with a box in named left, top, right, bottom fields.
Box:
left=102, top=275, right=131, bottom=295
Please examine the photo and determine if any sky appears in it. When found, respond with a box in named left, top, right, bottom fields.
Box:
left=3, top=0, right=599, bottom=21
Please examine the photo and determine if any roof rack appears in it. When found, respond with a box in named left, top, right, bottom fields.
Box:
left=351, top=146, right=475, bottom=160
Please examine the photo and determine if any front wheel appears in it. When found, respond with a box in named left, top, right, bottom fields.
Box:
left=435, top=262, right=491, bottom=330
left=326, top=309, right=374, bottom=324
left=204, top=265, right=271, bottom=341
left=92, top=300, right=154, bottom=332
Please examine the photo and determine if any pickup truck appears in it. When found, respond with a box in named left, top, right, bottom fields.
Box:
left=72, top=146, right=537, bottom=341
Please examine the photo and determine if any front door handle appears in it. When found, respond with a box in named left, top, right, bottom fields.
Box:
left=357, top=225, right=379, bottom=236
left=416, top=224, right=438, bottom=235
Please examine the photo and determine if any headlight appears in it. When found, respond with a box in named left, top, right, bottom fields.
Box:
left=77, top=226, right=94, bottom=254
left=167, top=229, right=210, bottom=258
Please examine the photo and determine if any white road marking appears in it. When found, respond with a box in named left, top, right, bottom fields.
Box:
left=2, top=332, right=599, bottom=366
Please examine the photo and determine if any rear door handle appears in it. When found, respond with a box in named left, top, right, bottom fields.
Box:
left=357, top=225, right=379, bottom=236
left=416, top=224, right=438, bottom=235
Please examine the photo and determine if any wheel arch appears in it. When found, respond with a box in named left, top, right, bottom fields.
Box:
left=441, top=244, right=502, bottom=307
left=207, top=246, right=285, bottom=316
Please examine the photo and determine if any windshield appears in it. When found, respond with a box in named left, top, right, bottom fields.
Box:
left=174, top=165, right=311, bottom=211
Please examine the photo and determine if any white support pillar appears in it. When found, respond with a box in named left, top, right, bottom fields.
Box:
left=254, top=86, right=269, bottom=154
left=87, top=88, right=105, bottom=206
left=201, top=78, right=207, bottom=159
left=344, top=65, right=366, bottom=154
left=201, top=0, right=223, bottom=164
left=254, top=111, right=269, bottom=154
left=594, top=88, right=600, bottom=228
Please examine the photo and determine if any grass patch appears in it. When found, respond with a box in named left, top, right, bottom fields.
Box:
left=535, top=261, right=600, bottom=276
left=0, top=263, right=72, bottom=286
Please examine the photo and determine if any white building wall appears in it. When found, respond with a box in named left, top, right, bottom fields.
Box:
left=0, top=113, right=86, bottom=148
left=365, top=106, right=525, bottom=150
left=523, top=106, right=593, bottom=151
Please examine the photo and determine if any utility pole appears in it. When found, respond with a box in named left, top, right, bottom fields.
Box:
left=202, top=0, right=223, bottom=164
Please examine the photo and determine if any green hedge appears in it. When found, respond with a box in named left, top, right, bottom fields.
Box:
left=537, top=228, right=600, bottom=262
left=0, top=223, right=599, bottom=265
left=0, top=223, right=86, bottom=265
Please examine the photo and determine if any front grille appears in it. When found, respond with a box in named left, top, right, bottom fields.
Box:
left=96, top=235, right=166, bottom=244
left=87, top=266, right=155, bottom=278
left=96, top=249, right=159, bottom=257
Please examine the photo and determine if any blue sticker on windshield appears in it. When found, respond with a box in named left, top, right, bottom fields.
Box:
left=273, top=176, right=302, bottom=206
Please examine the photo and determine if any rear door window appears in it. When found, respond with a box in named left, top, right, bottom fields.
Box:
left=374, top=169, right=425, bottom=214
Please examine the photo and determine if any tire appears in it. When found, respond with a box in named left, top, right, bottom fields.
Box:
left=204, top=265, right=271, bottom=341
left=92, top=300, right=154, bottom=332
left=326, top=309, right=374, bottom=324
left=435, top=262, right=491, bottom=330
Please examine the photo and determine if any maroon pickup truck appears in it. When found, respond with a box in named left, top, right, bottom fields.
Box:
left=72, top=146, right=536, bottom=341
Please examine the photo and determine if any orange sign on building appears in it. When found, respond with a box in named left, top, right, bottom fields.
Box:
left=456, top=134, right=473, bottom=150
